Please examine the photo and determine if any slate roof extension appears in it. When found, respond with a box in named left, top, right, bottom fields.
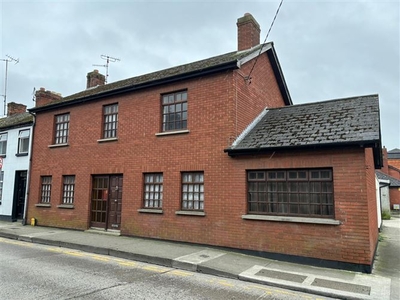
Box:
left=30, top=43, right=292, bottom=112
left=376, top=170, right=400, bottom=187
left=0, top=112, right=33, bottom=131
left=226, top=94, right=382, bottom=168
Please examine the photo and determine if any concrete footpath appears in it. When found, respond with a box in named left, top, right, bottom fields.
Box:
left=0, top=217, right=398, bottom=300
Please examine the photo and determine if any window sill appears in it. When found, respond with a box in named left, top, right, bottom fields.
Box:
left=97, top=137, right=118, bottom=143
left=0, top=155, right=6, bottom=158
left=15, top=153, right=28, bottom=157
left=138, top=208, right=163, bottom=214
left=241, top=214, right=341, bottom=225
left=155, top=129, right=190, bottom=137
left=35, top=203, right=51, bottom=208
left=57, top=204, right=74, bottom=209
left=175, top=210, right=205, bottom=217
left=48, top=143, right=69, bottom=148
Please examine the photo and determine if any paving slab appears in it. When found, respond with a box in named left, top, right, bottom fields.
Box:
left=239, top=265, right=391, bottom=300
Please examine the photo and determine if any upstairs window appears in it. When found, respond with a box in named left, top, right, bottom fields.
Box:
left=18, top=129, right=30, bottom=154
left=103, top=104, right=118, bottom=138
left=247, top=169, right=334, bottom=218
left=162, top=91, right=187, bottom=132
left=62, top=175, right=75, bottom=204
left=55, top=113, right=70, bottom=144
left=0, top=133, right=7, bottom=156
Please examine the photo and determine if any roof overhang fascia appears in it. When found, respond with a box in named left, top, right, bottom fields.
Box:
left=0, top=120, right=33, bottom=132
left=236, top=43, right=292, bottom=106
left=29, top=61, right=239, bottom=113
left=225, top=140, right=383, bottom=169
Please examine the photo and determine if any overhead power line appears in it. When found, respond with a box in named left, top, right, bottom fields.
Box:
left=247, top=0, right=284, bottom=81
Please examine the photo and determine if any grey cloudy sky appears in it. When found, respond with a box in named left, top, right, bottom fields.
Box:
left=1, top=0, right=399, bottom=150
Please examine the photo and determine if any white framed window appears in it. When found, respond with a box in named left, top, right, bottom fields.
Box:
left=18, top=129, right=30, bottom=154
left=0, top=133, right=7, bottom=156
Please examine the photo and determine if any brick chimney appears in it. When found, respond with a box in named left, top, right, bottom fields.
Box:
left=87, top=69, right=106, bottom=89
left=237, top=13, right=261, bottom=51
left=7, top=102, right=27, bottom=116
left=35, top=88, right=63, bottom=107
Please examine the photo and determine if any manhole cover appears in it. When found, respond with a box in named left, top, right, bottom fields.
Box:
left=312, top=278, right=371, bottom=295
left=255, top=269, right=307, bottom=283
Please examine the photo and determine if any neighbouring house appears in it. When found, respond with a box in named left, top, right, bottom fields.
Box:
left=379, top=147, right=400, bottom=210
left=26, top=13, right=383, bottom=273
left=0, top=102, right=33, bottom=222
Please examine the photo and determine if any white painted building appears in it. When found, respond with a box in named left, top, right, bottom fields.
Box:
left=0, top=103, right=33, bottom=222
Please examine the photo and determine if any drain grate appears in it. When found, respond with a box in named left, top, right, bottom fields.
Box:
left=255, top=269, right=307, bottom=283
left=312, top=278, right=371, bottom=295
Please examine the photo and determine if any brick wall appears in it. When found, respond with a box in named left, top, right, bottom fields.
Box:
left=27, top=58, right=376, bottom=269
left=389, top=188, right=400, bottom=208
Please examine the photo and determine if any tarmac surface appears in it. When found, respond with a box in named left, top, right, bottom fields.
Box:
left=0, top=214, right=399, bottom=300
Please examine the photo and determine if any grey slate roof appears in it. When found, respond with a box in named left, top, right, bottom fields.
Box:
left=376, top=171, right=400, bottom=187
left=388, top=148, right=400, bottom=159
left=30, top=43, right=291, bottom=111
left=0, top=112, right=33, bottom=131
left=227, top=94, right=381, bottom=153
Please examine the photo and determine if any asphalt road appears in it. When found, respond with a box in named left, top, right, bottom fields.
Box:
left=0, top=238, right=334, bottom=300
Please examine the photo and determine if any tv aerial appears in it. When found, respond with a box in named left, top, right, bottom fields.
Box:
left=93, top=54, right=120, bottom=84
left=1, top=55, right=19, bottom=116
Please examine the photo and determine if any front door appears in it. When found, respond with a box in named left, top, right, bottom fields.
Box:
left=13, top=171, right=27, bottom=221
left=90, top=175, right=123, bottom=230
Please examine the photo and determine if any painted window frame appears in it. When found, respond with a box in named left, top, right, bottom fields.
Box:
left=161, top=91, right=188, bottom=132
left=0, top=133, right=7, bottom=156
left=247, top=168, right=334, bottom=218
left=17, top=129, right=30, bottom=154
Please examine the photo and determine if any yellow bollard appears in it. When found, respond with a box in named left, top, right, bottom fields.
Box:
left=30, top=218, right=36, bottom=226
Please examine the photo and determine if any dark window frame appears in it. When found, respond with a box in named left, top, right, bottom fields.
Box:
left=103, top=103, right=118, bottom=139
left=62, top=175, right=75, bottom=204
left=54, top=113, right=70, bottom=144
left=181, top=172, right=204, bottom=211
left=161, top=90, right=188, bottom=132
left=247, top=168, right=334, bottom=218
left=143, top=173, right=163, bottom=209
left=40, top=176, right=52, bottom=203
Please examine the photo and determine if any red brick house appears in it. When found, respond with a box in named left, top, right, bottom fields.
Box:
left=27, top=13, right=383, bottom=273
left=379, top=148, right=400, bottom=209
